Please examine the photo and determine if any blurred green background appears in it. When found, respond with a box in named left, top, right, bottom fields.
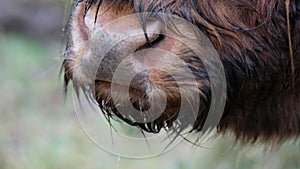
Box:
left=0, top=0, right=299, bottom=169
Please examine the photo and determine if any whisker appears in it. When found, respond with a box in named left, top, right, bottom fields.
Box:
left=138, top=127, right=153, bottom=153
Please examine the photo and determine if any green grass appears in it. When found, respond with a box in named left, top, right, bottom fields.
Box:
left=0, top=32, right=300, bottom=169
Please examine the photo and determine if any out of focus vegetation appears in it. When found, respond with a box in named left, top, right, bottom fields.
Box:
left=0, top=0, right=300, bottom=169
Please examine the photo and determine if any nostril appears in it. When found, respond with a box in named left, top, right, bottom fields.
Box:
left=148, top=34, right=165, bottom=46
left=135, top=34, right=165, bottom=52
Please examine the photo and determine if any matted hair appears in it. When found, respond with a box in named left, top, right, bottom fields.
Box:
left=63, top=0, right=300, bottom=144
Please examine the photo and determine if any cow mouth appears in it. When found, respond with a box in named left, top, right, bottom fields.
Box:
left=93, top=79, right=184, bottom=133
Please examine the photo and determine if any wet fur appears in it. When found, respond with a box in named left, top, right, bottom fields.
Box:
left=64, top=0, right=300, bottom=144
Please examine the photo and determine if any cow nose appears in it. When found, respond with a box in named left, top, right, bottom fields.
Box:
left=94, top=18, right=164, bottom=55
left=85, top=16, right=165, bottom=82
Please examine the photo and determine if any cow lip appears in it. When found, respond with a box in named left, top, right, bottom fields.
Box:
left=95, top=79, right=111, bottom=84
left=94, top=79, right=147, bottom=93
left=94, top=79, right=151, bottom=112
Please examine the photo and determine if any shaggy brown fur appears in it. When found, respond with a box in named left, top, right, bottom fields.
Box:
left=63, top=0, right=300, bottom=144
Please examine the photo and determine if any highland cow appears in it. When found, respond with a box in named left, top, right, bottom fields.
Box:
left=63, top=0, right=300, bottom=144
